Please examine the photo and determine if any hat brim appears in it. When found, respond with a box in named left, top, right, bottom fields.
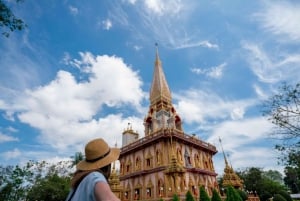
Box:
left=76, top=147, right=120, bottom=171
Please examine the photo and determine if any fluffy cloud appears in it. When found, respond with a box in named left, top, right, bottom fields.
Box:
left=2, top=53, right=146, bottom=150
left=174, top=89, right=256, bottom=124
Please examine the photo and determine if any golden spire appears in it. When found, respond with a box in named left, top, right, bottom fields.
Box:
left=150, top=43, right=172, bottom=105
left=219, top=137, right=229, bottom=166
left=219, top=137, right=243, bottom=189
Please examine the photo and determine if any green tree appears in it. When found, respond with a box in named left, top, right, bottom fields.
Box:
left=26, top=174, right=70, bottom=201
left=263, top=170, right=283, bottom=184
left=211, top=189, right=222, bottom=201
left=260, top=191, right=272, bottom=201
left=238, top=167, right=262, bottom=193
left=186, top=190, right=195, bottom=201
left=236, top=189, right=247, bottom=201
left=262, top=82, right=300, bottom=145
left=172, top=193, right=180, bottom=201
left=71, top=151, right=84, bottom=167
left=0, top=164, right=33, bottom=200
left=0, top=160, right=72, bottom=200
left=262, top=82, right=300, bottom=193
left=199, top=186, right=211, bottom=201
left=0, top=0, right=26, bottom=37
left=237, top=167, right=287, bottom=201
left=225, top=186, right=242, bottom=201
left=273, top=194, right=287, bottom=201
left=278, top=190, right=292, bottom=201
left=284, top=166, right=300, bottom=193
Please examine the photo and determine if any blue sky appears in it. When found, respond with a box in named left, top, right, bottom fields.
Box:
left=1, top=0, right=300, bottom=176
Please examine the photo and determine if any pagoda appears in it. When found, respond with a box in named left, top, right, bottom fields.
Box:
left=118, top=47, right=218, bottom=200
left=219, top=137, right=244, bottom=189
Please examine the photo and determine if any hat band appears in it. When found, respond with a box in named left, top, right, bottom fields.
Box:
left=86, top=149, right=111, bottom=163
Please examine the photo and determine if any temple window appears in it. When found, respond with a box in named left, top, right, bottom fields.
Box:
left=124, top=191, right=129, bottom=200
left=146, top=158, right=151, bottom=167
left=120, top=163, right=123, bottom=175
left=184, top=148, right=192, bottom=167
left=126, top=163, right=131, bottom=173
left=156, top=150, right=161, bottom=165
left=134, top=189, right=140, bottom=200
left=135, top=157, right=141, bottom=170
left=146, top=188, right=152, bottom=198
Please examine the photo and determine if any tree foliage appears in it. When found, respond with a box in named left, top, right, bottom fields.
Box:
left=236, top=189, right=247, bottom=201
left=278, top=190, right=292, bottom=201
left=199, top=186, right=211, bottom=201
left=0, top=160, right=72, bottom=200
left=237, top=167, right=287, bottom=201
left=262, top=82, right=300, bottom=153
left=26, top=174, right=70, bottom=201
left=262, top=82, right=300, bottom=193
left=273, top=194, right=287, bottom=201
left=211, top=189, right=222, bottom=201
left=172, top=193, right=180, bottom=201
left=225, top=186, right=242, bottom=201
left=0, top=0, right=26, bottom=37
left=284, top=166, right=300, bottom=193
left=186, top=190, right=195, bottom=201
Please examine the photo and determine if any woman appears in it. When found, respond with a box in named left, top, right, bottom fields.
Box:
left=66, top=138, right=121, bottom=201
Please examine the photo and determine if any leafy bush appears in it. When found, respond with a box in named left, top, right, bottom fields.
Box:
left=273, top=194, right=287, bottom=201
left=211, top=189, right=222, bottom=201
left=199, top=186, right=211, bottom=201
left=225, top=186, right=242, bottom=201
left=186, top=190, right=195, bottom=201
left=237, top=189, right=248, bottom=201
left=172, top=193, right=180, bottom=201
left=278, top=190, right=292, bottom=201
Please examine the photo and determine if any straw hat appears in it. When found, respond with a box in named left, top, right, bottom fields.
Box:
left=77, top=138, right=120, bottom=171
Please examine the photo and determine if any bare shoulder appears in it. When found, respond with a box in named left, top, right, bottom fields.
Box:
left=94, top=182, right=120, bottom=201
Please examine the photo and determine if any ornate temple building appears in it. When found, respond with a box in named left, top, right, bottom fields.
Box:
left=111, top=48, right=219, bottom=201
left=219, top=138, right=260, bottom=201
left=219, top=138, right=244, bottom=189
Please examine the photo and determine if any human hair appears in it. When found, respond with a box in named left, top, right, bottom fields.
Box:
left=99, top=163, right=111, bottom=180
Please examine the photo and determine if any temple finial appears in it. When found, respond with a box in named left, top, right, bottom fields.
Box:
left=219, top=137, right=229, bottom=166
left=155, top=43, right=160, bottom=61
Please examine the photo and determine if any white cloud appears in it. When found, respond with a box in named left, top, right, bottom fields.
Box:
left=242, top=42, right=300, bottom=83
left=2, top=148, right=21, bottom=160
left=111, top=0, right=218, bottom=50
left=230, top=107, right=244, bottom=120
left=133, top=45, right=142, bottom=51
left=3, top=53, right=146, bottom=150
left=208, top=117, right=273, bottom=149
left=253, top=84, right=268, bottom=99
left=102, top=19, right=113, bottom=30
left=174, top=40, right=219, bottom=50
left=208, top=117, right=280, bottom=173
left=174, top=89, right=256, bottom=124
left=191, top=62, right=226, bottom=79
left=69, top=5, right=79, bottom=16
left=143, top=0, right=183, bottom=16
left=256, top=1, right=300, bottom=42
left=0, top=133, right=19, bottom=143
left=6, top=126, right=18, bottom=133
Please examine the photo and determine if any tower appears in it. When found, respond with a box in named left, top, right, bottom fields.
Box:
left=219, top=137, right=243, bottom=189
left=119, top=47, right=218, bottom=200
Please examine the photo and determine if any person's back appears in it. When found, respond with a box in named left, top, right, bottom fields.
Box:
left=65, top=138, right=121, bottom=201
